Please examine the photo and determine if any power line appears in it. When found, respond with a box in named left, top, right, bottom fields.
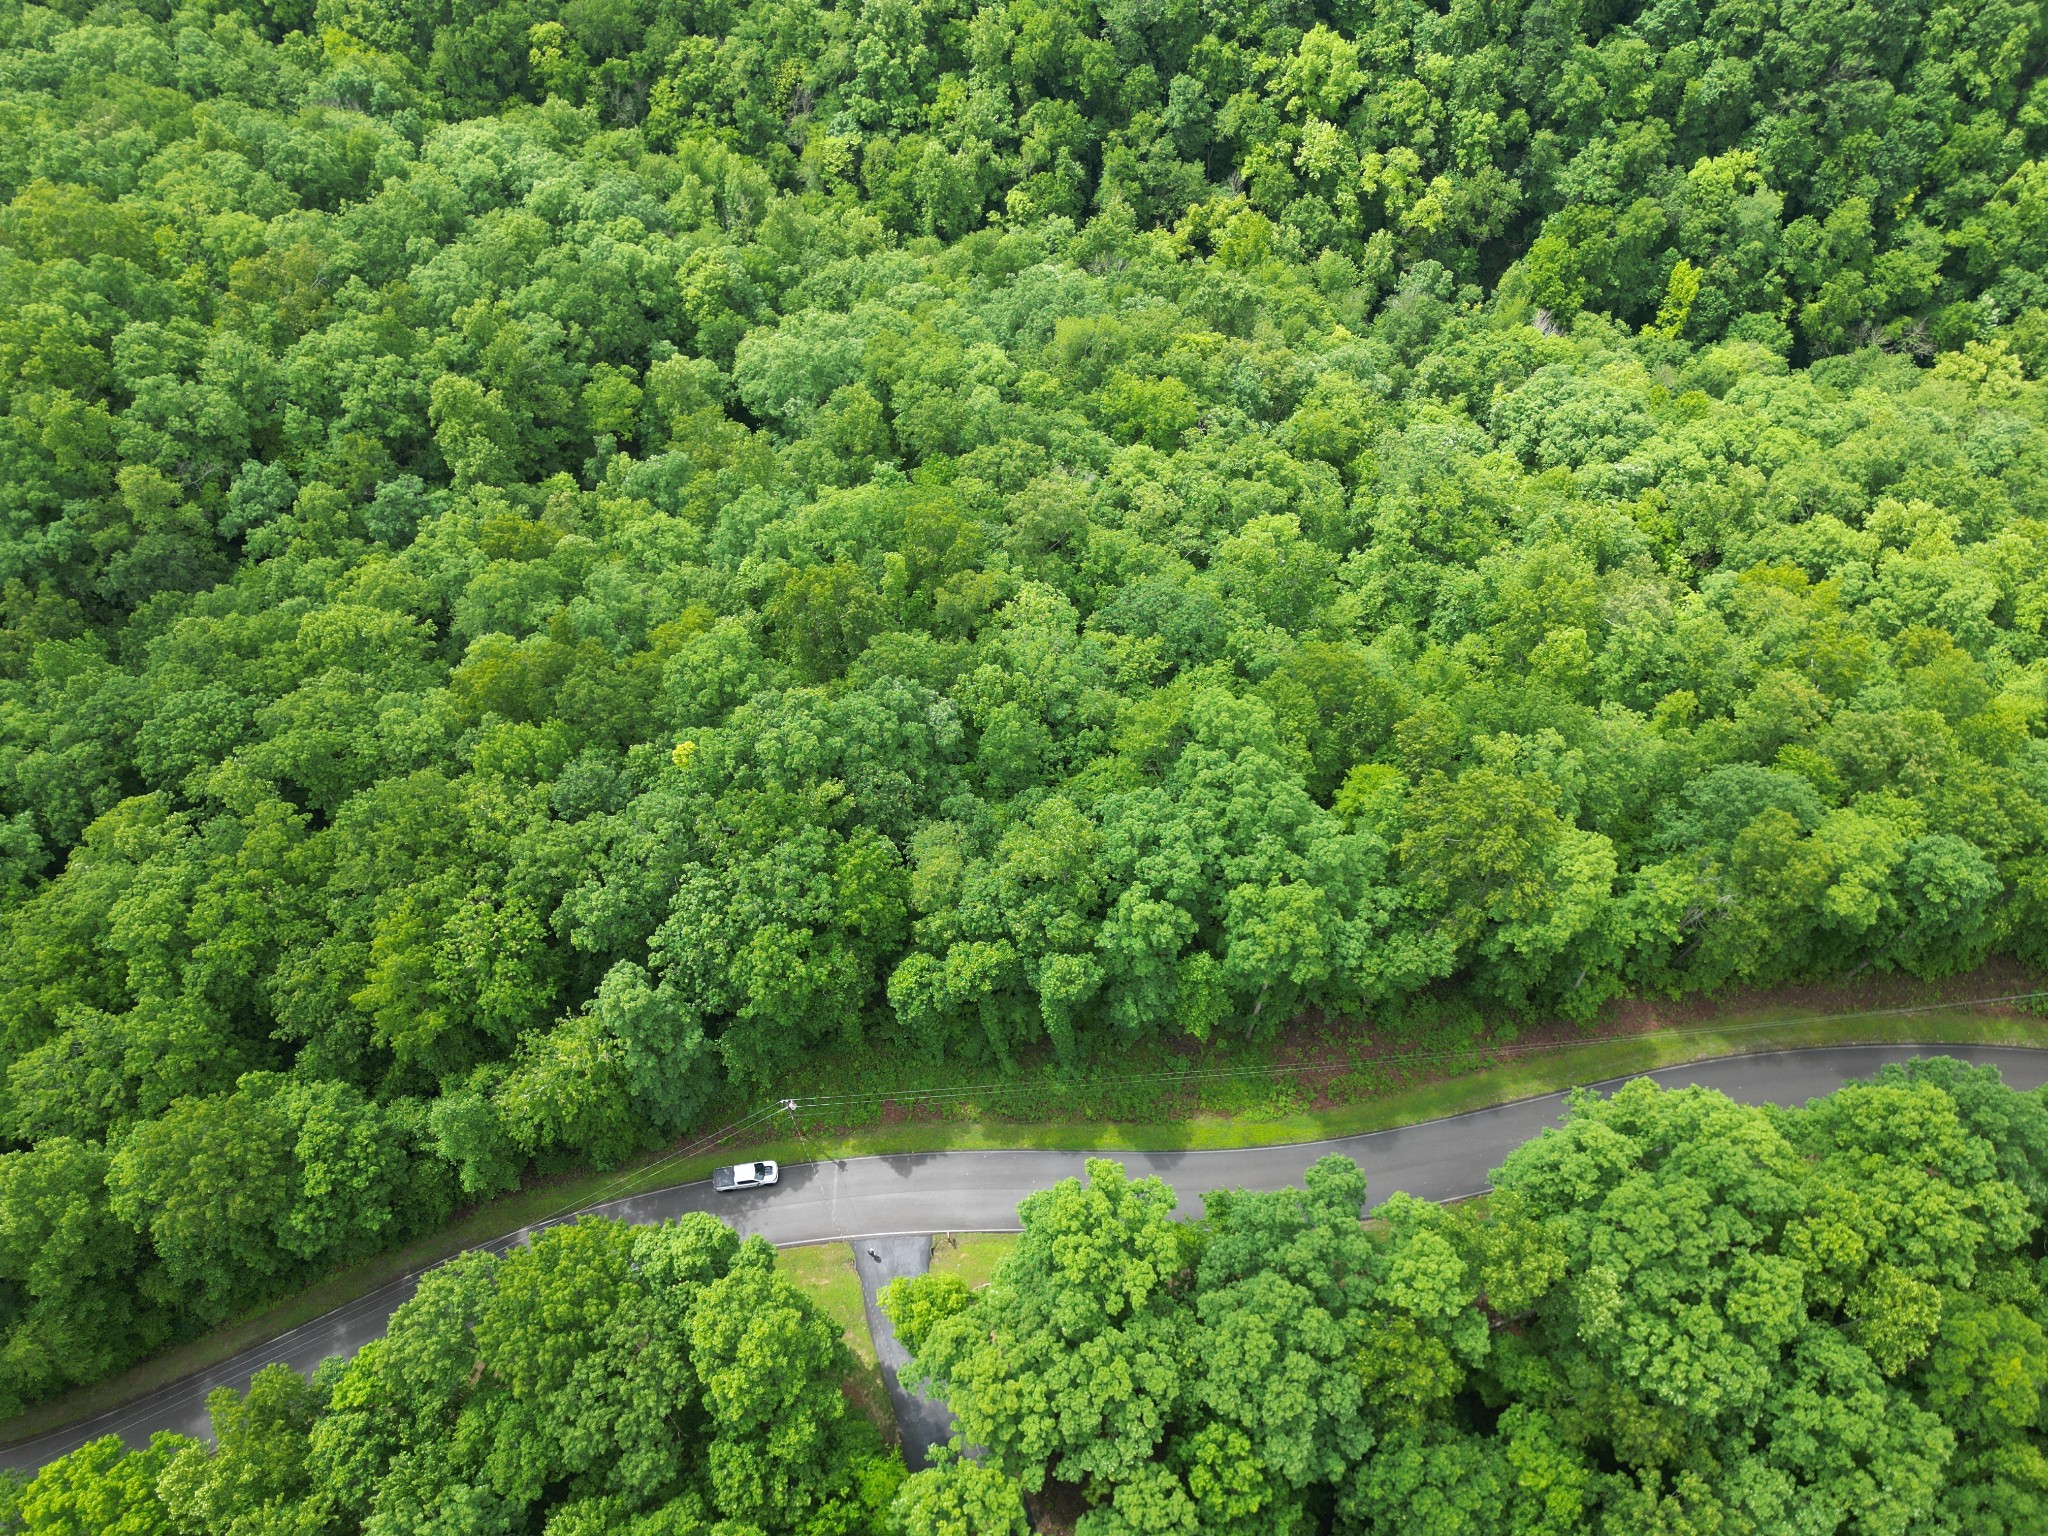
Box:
left=421, top=986, right=2048, bottom=1254
left=776, top=988, right=2048, bottom=1117
left=514, top=1100, right=789, bottom=1238
left=159, top=989, right=2042, bottom=1402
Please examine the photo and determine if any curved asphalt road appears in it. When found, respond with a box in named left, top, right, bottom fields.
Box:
left=6, top=1042, right=2046, bottom=1472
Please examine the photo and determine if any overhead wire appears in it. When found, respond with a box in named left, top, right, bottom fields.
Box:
left=775, top=988, right=2048, bottom=1118
left=511, top=1100, right=791, bottom=1239
left=363, top=986, right=2048, bottom=1278
left=78, top=987, right=2038, bottom=1423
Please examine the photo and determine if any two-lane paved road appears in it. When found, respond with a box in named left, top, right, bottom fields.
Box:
left=5, top=1042, right=2043, bottom=1472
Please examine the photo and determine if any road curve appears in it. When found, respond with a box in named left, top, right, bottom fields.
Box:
left=6, top=1041, right=2045, bottom=1472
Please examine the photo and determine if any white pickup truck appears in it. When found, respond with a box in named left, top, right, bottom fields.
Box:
left=711, top=1160, right=779, bottom=1192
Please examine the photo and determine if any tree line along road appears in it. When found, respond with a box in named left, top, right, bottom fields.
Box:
left=5, top=1042, right=2046, bottom=1473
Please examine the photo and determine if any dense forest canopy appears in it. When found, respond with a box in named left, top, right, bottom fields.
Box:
left=2, top=0, right=2048, bottom=1418
left=4, top=1213, right=911, bottom=1534
left=13, top=1062, right=2048, bottom=1534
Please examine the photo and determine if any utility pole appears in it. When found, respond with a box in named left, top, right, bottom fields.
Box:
left=781, top=1097, right=805, bottom=1147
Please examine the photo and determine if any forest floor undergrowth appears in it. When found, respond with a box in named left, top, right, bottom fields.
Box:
left=4, top=965, right=2042, bottom=1447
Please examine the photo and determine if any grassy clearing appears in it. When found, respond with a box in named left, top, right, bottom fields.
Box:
left=930, top=1234, right=1020, bottom=1291
left=5, top=990, right=2042, bottom=1447
left=776, top=1243, right=874, bottom=1365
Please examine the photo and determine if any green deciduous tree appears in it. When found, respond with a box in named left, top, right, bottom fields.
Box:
left=5, top=0, right=2048, bottom=1427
